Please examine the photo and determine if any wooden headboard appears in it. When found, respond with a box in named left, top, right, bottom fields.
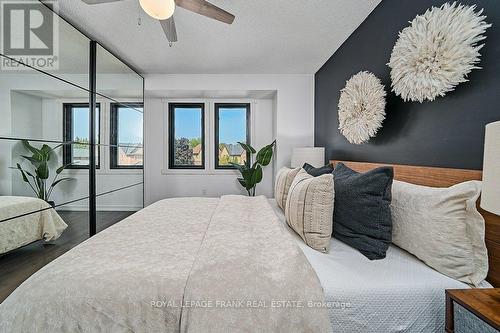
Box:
left=330, top=160, right=500, bottom=287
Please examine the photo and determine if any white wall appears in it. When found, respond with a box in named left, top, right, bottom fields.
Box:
left=144, top=74, right=315, bottom=205
left=10, top=92, right=43, bottom=197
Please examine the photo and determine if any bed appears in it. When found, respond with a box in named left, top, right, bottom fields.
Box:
left=0, top=195, right=330, bottom=333
left=0, top=162, right=497, bottom=333
left=270, top=199, right=492, bottom=332
left=0, top=196, right=68, bottom=254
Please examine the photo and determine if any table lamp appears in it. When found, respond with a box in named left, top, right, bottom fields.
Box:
left=481, top=121, right=500, bottom=216
left=291, top=147, right=325, bottom=168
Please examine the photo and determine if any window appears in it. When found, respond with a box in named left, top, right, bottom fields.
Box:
left=168, top=103, right=205, bottom=169
left=63, top=103, right=100, bottom=168
left=214, top=103, right=250, bottom=169
left=110, top=103, right=143, bottom=169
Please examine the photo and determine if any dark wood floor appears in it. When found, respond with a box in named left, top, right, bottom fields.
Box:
left=0, top=211, right=134, bottom=303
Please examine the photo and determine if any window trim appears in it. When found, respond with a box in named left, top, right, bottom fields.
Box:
left=109, top=103, right=144, bottom=169
left=63, top=102, right=101, bottom=169
left=168, top=102, right=206, bottom=170
left=214, top=103, right=251, bottom=170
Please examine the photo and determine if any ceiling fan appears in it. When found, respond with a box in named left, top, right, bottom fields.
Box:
left=81, top=0, right=235, bottom=45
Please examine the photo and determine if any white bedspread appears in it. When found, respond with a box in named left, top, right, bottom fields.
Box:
left=268, top=199, right=492, bottom=333
left=0, top=196, right=330, bottom=333
left=0, top=196, right=67, bottom=254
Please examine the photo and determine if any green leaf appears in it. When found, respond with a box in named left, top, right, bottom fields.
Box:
left=256, top=141, right=275, bottom=166
left=36, top=162, right=49, bottom=180
left=241, top=168, right=254, bottom=190
left=22, top=140, right=43, bottom=159
left=36, top=178, right=44, bottom=199
left=251, top=165, right=263, bottom=185
left=237, top=178, right=247, bottom=188
left=228, top=162, right=245, bottom=174
left=50, top=177, right=73, bottom=188
left=40, top=144, right=52, bottom=161
left=21, top=155, right=42, bottom=166
left=56, top=163, right=72, bottom=174
left=16, top=163, right=29, bottom=183
left=237, top=142, right=256, bottom=154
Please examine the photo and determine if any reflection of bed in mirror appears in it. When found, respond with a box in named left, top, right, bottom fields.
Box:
left=0, top=196, right=67, bottom=255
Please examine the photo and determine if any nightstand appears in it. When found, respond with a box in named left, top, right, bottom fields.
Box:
left=445, top=289, right=500, bottom=333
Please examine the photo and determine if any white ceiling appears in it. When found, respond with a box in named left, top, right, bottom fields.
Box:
left=56, top=0, right=380, bottom=75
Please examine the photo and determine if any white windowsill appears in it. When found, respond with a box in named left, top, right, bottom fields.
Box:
left=62, top=169, right=143, bottom=176
left=161, top=169, right=239, bottom=176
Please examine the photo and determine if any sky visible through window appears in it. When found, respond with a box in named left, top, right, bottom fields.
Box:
left=175, top=108, right=202, bottom=139
left=72, top=107, right=99, bottom=145
left=117, top=106, right=143, bottom=166
left=73, top=106, right=142, bottom=143
left=218, top=107, right=247, bottom=144
left=118, top=107, right=143, bottom=144
left=73, top=107, right=95, bottom=141
left=71, top=106, right=99, bottom=165
left=174, top=107, right=246, bottom=143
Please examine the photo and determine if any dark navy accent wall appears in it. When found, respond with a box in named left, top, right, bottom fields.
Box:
left=315, top=0, right=500, bottom=170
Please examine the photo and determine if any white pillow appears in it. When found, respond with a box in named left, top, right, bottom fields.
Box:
left=285, top=169, right=334, bottom=253
left=391, top=180, right=488, bottom=286
left=275, top=167, right=301, bottom=210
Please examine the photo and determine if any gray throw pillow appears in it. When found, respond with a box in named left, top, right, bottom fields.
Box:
left=302, top=163, right=334, bottom=177
left=332, top=163, right=393, bottom=260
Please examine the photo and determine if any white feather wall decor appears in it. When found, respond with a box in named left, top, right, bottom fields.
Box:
left=388, top=2, right=491, bottom=103
left=338, top=71, right=386, bottom=145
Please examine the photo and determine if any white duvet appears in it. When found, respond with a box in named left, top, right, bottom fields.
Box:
left=0, top=196, right=67, bottom=254
left=269, top=199, right=492, bottom=333
left=0, top=196, right=330, bottom=333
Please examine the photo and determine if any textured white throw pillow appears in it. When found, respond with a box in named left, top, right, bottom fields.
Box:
left=275, top=167, right=301, bottom=210
left=391, top=180, right=488, bottom=286
left=285, top=169, right=334, bottom=253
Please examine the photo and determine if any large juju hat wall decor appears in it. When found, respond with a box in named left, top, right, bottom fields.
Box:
left=338, top=71, right=386, bottom=145
left=388, top=2, right=491, bottom=103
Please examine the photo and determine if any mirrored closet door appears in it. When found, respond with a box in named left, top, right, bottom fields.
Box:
left=0, top=1, right=144, bottom=302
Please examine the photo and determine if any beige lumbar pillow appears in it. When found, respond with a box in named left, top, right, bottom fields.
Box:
left=285, top=169, right=334, bottom=253
left=391, top=180, right=488, bottom=286
left=275, top=167, right=301, bottom=210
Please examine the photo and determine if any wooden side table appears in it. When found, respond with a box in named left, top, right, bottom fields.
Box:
left=445, top=289, right=500, bottom=333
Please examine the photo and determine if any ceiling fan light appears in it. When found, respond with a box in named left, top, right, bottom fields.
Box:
left=139, top=0, right=175, bottom=20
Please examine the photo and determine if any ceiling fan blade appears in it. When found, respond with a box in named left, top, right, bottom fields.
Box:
left=175, top=0, right=235, bottom=24
left=160, top=16, right=178, bottom=43
left=80, top=0, right=123, bottom=4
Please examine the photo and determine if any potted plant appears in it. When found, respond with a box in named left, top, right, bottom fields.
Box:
left=11, top=140, right=73, bottom=206
left=231, top=140, right=276, bottom=196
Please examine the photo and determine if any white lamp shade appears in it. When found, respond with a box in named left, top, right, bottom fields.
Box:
left=139, top=0, right=175, bottom=20
left=481, top=121, right=500, bottom=215
left=291, top=147, right=325, bottom=168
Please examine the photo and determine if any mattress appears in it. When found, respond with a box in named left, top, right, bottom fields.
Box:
left=268, top=199, right=492, bottom=333
left=0, top=196, right=67, bottom=254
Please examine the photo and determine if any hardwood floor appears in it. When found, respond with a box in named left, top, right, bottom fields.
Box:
left=0, top=210, right=134, bottom=303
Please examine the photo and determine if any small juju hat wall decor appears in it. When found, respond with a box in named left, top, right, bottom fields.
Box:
left=338, top=71, right=386, bottom=145
left=388, top=2, right=491, bottom=103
